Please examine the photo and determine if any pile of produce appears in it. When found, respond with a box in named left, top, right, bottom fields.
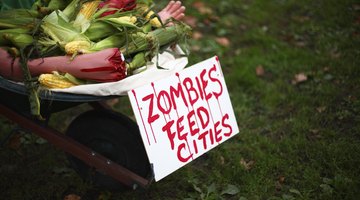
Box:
left=0, top=0, right=192, bottom=118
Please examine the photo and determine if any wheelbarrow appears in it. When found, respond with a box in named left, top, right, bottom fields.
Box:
left=0, top=76, right=153, bottom=190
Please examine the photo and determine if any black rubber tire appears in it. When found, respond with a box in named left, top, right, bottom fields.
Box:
left=66, top=109, right=150, bottom=191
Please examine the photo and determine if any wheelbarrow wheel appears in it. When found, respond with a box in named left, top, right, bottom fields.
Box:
left=66, top=109, right=150, bottom=191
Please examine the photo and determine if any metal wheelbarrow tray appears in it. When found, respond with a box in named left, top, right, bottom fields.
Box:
left=0, top=76, right=152, bottom=190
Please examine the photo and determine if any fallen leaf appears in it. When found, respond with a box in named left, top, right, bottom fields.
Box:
left=308, top=129, right=322, bottom=140
left=192, top=1, right=205, bottom=9
left=352, top=4, right=360, bottom=11
left=256, top=65, right=265, bottom=77
left=310, top=129, right=320, bottom=133
left=199, top=7, right=213, bottom=15
left=348, top=95, right=357, bottom=102
left=215, top=37, right=231, bottom=47
left=235, top=49, right=242, bottom=55
left=220, top=156, right=225, bottom=165
left=64, top=194, right=81, bottom=200
left=209, top=15, right=220, bottom=22
left=240, top=24, right=247, bottom=31
left=240, top=158, right=255, bottom=170
left=275, top=181, right=282, bottom=191
left=191, top=45, right=201, bottom=51
left=279, top=176, right=285, bottom=184
left=203, top=18, right=212, bottom=26
left=330, top=50, right=341, bottom=59
left=275, top=176, right=285, bottom=191
left=292, top=15, right=311, bottom=23
left=192, top=31, right=203, bottom=40
left=183, top=16, right=198, bottom=27
left=294, top=41, right=307, bottom=47
left=292, top=73, right=307, bottom=84
left=192, top=2, right=213, bottom=15
left=316, top=106, right=326, bottom=113
left=355, top=16, right=360, bottom=25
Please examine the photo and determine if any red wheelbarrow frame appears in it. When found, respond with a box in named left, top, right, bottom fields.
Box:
left=0, top=77, right=152, bottom=189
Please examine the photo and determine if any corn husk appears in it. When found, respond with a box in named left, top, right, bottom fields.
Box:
left=120, top=22, right=191, bottom=56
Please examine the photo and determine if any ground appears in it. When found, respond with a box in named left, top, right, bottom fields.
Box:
left=1, top=0, right=360, bottom=199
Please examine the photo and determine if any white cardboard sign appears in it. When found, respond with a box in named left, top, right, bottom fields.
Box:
left=128, top=56, right=239, bottom=181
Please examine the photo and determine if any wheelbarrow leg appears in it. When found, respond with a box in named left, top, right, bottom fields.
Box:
left=0, top=104, right=151, bottom=189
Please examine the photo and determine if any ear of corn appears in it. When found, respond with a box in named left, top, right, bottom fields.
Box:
left=38, top=73, right=77, bottom=89
left=0, top=28, right=31, bottom=34
left=145, top=10, right=162, bottom=28
left=138, top=5, right=162, bottom=28
left=46, top=0, right=72, bottom=11
left=37, top=0, right=72, bottom=15
left=0, top=0, right=191, bottom=119
left=102, top=16, right=139, bottom=29
left=89, top=34, right=126, bottom=52
left=64, top=40, right=92, bottom=55
left=120, top=23, right=191, bottom=55
left=84, top=21, right=117, bottom=41
left=64, top=73, right=85, bottom=85
left=0, top=17, right=37, bottom=29
left=62, top=0, right=82, bottom=20
left=0, top=8, right=40, bottom=19
left=2, top=33, right=34, bottom=49
left=0, top=29, right=32, bottom=47
left=118, top=16, right=137, bottom=24
left=78, top=1, right=101, bottom=19
left=127, top=51, right=146, bottom=74
left=73, top=1, right=101, bottom=32
left=40, top=9, right=91, bottom=53
left=84, top=15, right=138, bottom=40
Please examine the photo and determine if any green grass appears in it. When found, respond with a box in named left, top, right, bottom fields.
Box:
left=1, top=0, right=360, bottom=199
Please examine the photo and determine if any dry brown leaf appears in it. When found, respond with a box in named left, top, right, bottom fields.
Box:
left=198, top=7, right=213, bottom=15
left=310, top=129, right=320, bottom=134
left=192, top=1, right=205, bottom=9
left=316, top=106, right=326, bottom=113
left=294, top=41, right=307, bottom=47
left=192, top=31, right=204, bottom=40
left=323, top=66, right=330, bottom=72
left=215, top=37, right=231, bottom=47
left=308, top=129, right=322, bottom=140
left=240, top=158, right=255, bottom=170
left=203, top=18, right=212, bottom=26
left=191, top=45, right=201, bottom=51
left=292, top=15, right=311, bottom=23
left=278, top=175, right=285, bottom=184
left=275, top=175, right=285, bottom=191
left=235, top=49, right=242, bottom=55
left=275, top=181, right=282, bottom=191
left=292, top=73, right=308, bottom=84
left=330, top=51, right=341, bottom=59
left=240, top=24, right=247, bottom=31
left=64, top=194, right=81, bottom=200
left=352, top=4, right=360, bottom=11
left=192, top=2, right=213, bottom=15
left=256, top=65, right=265, bottom=77
left=209, top=15, right=220, bottom=22
left=183, top=16, right=198, bottom=27
left=220, top=156, right=225, bottom=165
